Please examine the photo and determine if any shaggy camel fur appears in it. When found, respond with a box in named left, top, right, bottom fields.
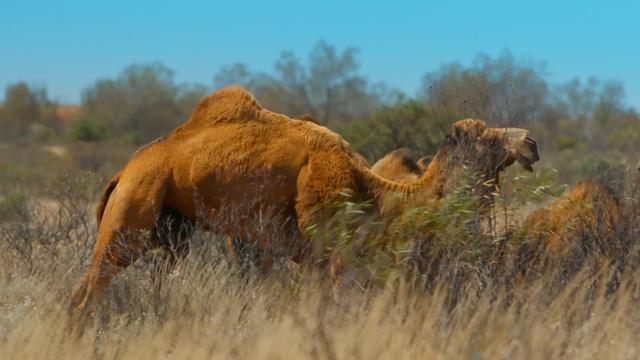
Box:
left=371, top=148, right=433, bottom=184
left=70, top=86, right=539, bottom=311
left=518, top=180, right=623, bottom=271
left=295, top=113, right=320, bottom=124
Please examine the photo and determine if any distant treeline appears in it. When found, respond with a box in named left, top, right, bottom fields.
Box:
left=1, top=40, right=638, bottom=185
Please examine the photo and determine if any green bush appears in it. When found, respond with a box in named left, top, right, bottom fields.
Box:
left=340, top=100, right=450, bottom=161
left=0, top=189, right=28, bottom=222
left=66, top=118, right=107, bottom=142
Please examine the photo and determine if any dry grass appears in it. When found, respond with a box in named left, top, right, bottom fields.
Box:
left=2, top=174, right=640, bottom=359
left=3, top=253, right=640, bottom=359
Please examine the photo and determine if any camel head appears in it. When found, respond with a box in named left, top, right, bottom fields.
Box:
left=433, top=118, right=539, bottom=197
left=450, top=118, right=538, bottom=172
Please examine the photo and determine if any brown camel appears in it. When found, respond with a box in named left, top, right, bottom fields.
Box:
left=371, top=148, right=433, bottom=184
left=70, top=86, right=539, bottom=311
left=517, top=180, right=623, bottom=272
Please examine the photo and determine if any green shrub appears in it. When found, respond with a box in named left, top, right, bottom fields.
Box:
left=66, top=118, right=107, bottom=142
left=0, top=189, right=28, bottom=221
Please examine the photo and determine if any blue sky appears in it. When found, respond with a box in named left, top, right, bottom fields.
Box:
left=1, top=0, right=639, bottom=108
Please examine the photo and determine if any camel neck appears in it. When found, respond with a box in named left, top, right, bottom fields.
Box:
left=413, top=151, right=449, bottom=197
left=362, top=152, right=448, bottom=214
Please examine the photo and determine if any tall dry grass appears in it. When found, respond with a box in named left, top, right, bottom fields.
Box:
left=1, top=172, right=640, bottom=359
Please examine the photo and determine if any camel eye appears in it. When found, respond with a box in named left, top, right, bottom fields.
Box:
left=444, top=134, right=457, bottom=146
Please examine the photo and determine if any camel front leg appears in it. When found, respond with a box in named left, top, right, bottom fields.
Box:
left=295, top=171, right=345, bottom=301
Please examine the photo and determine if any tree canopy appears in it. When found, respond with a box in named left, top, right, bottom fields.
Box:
left=1, top=43, right=638, bottom=185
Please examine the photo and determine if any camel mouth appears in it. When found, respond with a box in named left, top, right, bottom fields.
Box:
left=517, top=157, right=535, bottom=172
left=524, top=137, right=540, bottom=161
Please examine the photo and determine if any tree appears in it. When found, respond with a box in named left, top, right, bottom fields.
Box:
left=80, top=63, right=183, bottom=143
left=214, top=63, right=254, bottom=89
left=66, top=118, right=107, bottom=142
left=421, top=51, right=548, bottom=126
left=0, top=82, right=56, bottom=141
left=340, top=100, right=448, bottom=161
left=177, top=83, right=209, bottom=120
left=213, top=41, right=388, bottom=126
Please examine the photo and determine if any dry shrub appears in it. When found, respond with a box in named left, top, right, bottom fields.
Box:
left=2, top=173, right=640, bottom=359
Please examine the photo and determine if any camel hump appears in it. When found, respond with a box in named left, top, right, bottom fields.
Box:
left=295, top=113, right=320, bottom=124
left=572, top=180, right=619, bottom=205
left=389, top=147, right=413, bottom=158
left=188, top=86, right=263, bottom=125
left=386, top=148, right=421, bottom=174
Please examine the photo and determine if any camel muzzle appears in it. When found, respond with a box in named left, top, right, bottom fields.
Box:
left=515, top=137, right=539, bottom=171
left=503, top=129, right=540, bottom=172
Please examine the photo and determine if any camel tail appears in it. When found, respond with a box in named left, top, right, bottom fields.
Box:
left=96, top=172, right=121, bottom=226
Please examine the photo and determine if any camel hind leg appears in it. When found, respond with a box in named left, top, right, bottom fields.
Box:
left=70, top=174, right=170, bottom=312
